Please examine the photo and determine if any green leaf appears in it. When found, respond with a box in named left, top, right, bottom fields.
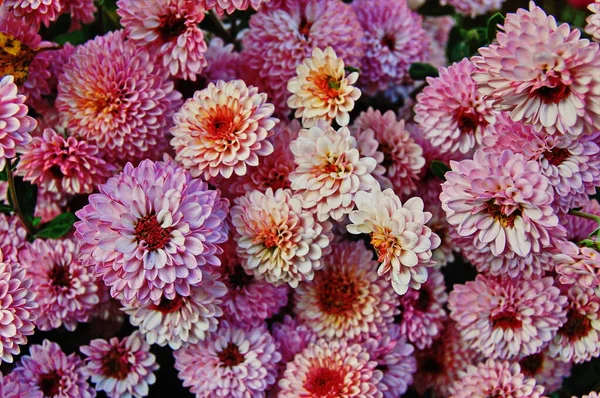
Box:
left=486, top=12, right=505, bottom=44
left=54, top=29, right=88, bottom=45
left=408, top=63, right=439, bottom=80
left=0, top=165, right=7, bottom=182
left=345, top=66, right=360, bottom=74
left=0, top=203, right=12, bottom=214
left=7, top=176, right=37, bottom=223
left=449, top=40, right=471, bottom=63
left=417, top=0, right=455, bottom=16
left=35, top=212, right=77, bottom=239
left=32, top=217, right=42, bottom=227
left=430, top=160, right=451, bottom=180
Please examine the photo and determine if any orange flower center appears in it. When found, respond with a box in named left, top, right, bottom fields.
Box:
left=200, top=104, right=239, bottom=141
left=218, top=342, right=245, bottom=367
left=370, top=226, right=398, bottom=264
left=101, top=347, right=131, bottom=380
left=135, top=214, right=173, bottom=250
left=304, top=367, right=345, bottom=397
left=308, top=72, right=342, bottom=101
left=254, top=228, right=281, bottom=249
left=316, top=269, right=360, bottom=316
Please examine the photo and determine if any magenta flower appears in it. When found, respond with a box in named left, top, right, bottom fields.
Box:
left=198, top=0, right=269, bottom=14
left=75, top=159, right=229, bottom=304
left=202, top=38, right=241, bottom=83
left=0, top=214, right=27, bottom=264
left=555, top=242, right=600, bottom=296
left=0, top=371, right=39, bottom=398
left=574, top=393, right=600, bottom=398
left=561, top=199, right=600, bottom=242
left=272, top=315, right=317, bottom=365
left=519, top=348, right=572, bottom=394
left=586, top=1, right=600, bottom=41
left=80, top=332, right=158, bottom=398
left=2, top=0, right=61, bottom=28
left=440, top=0, right=504, bottom=17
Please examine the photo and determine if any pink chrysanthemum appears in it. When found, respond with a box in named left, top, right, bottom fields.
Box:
left=56, top=30, right=182, bottom=165
left=449, top=359, right=546, bottom=398
left=0, top=261, right=37, bottom=363
left=352, top=108, right=425, bottom=197
left=347, top=186, right=440, bottom=295
left=295, top=240, right=398, bottom=340
left=17, top=128, right=116, bottom=195
left=278, top=339, right=383, bottom=398
left=518, top=347, right=572, bottom=393
left=0, top=214, right=27, bottom=264
left=472, top=2, right=600, bottom=137
left=117, top=0, right=207, bottom=80
left=449, top=275, right=567, bottom=360
left=561, top=199, right=600, bottom=242
left=441, top=149, right=564, bottom=262
left=440, top=0, right=504, bottom=17
left=170, top=79, right=277, bottom=180
left=395, top=268, right=448, bottom=350
left=199, top=0, right=268, bottom=14
left=202, top=38, right=240, bottom=83
left=75, top=159, right=229, bottom=304
left=289, top=121, right=378, bottom=221
left=216, top=240, right=289, bottom=328
left=548, top=284, right=600, bottom=363
left=240, top=0, right=364, bottom=112
left=423, top=200, right=456, bottom=267
left=349, top=119, right=392, bottom=190
left=18, top=238, right=99, bottom=331
left=352, top=0, right=429, bottom=94
left=231, top=187, right=332, bottom=288
left=415, top=58, right=497, bottom=154
left=0, top=371, right=39, bottom=398
left=574, top=393, right=600, bottom=398
left=174, top=321, right=281, bottom=397
left=122, top=270, right=226, bottom=349
left=555, top=241, right=600, bottom=296
left=2, top=0, right=61, bottom=28
left=64, top=0, right=96, bottom=29
left=80, top=332, right=158, bottom=398
left=423, top=16, right=455, bottom=68
left=272, top=315, right=318, bottom=365
left=0, top=75, right=36, bottom=172
left=586, top=1, right=600, bottom=41
left=10, top=340, right=95, bottom=398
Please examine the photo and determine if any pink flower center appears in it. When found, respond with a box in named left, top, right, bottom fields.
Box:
left=158, top=12, right=187, bottom=41
left=38, top=370, right=61, bottom=397
left=218, top=342, right=245, bottom=367
left=456, top=108, right=482, bottom=134
left=101, top=347, right=131, bottom=380
left=542, top=147, right=570, bottom=166
left=316, top=270, right=359, bottom=316
left=151, top=295, right=184, bottom=314
left=490, top=311, right=523, bottom=330
left=519, top=353, right=544, bottom=376
left=381, top=33, right=396, bottom=50
left=227, top=264, right=254, bottom=289
left=415, top=287, right=432, bottom=312
left=304, top=367, right=345, bottom=397
left=485, top=201, right=522, bottom=228
left=559, top=310, right=592, bottom=341
left=48, top=264, right=72, bottom=288
left=533, top=82, right=570, bottom=104
left=135, top=214, right=173, bottom=250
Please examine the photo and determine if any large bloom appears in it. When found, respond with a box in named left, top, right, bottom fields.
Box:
left=18, top=238, right=99, bottom=332
left=289, top=121, right=378, bottom=221
left=295, top=240, right=398, bottom=340
left=0, top=261, right=37, bottom=363
left=472, top=2, right=600, bottom=137
left=278, top=339, right=383, bottom=398
left=10, top=340, right=95, bottom=398
left=449, top=359, right=546, bottom=398
left=448, top=275, right=567, bottom=360
left=231, top=188, right=332, bottom=288
left=347, top=187, right=440, bottom=295
left=80, top=332, right=158, bottom=398
left=555, top=241, right=600, bottom=296
left=352, top=0, right=429, bottom=94
left=287, top=46, right=360, bottom=127
left=174, top=322, right=281, bottom=397
left=0, top=75, right=36, bottom=172
left=415, top=58, right=497, bottom=154
left=75, top=159, right=229, bottom=304
left=56, top=30, right=182, bottom=165
left=586, top=1, right=600, bottom=41
left=122, top=270, right=226, bottom=349
left=170, top=79, right=277, bottom=180
left=117, top=0, right=207, bottom=80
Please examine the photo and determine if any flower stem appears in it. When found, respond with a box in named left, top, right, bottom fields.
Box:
left=6, top=159, right=35, bottom=236
left=203, top=10, right=235, bottom=44
left=568, top=209, right=600, bottom=225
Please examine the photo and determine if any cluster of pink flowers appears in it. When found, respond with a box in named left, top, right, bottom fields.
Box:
left=1, top=0, right=600, bottom=397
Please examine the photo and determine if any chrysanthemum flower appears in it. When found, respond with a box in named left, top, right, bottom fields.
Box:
left=231, top=187, right=332, bottom=288
left=352, top=0, right=428, bottom=94
left=287, top=46, right=360, bottom=127
left=0, top=261, right=37, bottom=363
left=440, top=0, right=504, bottom=17
left=278, top=339, right=383, bottom=398
left=198, top=0, right=268, bottom=14
left=10, top=340, right=95, bottom=398
left=395, top=268, right=448, bottom=349
left=548, top=284, right=600, bottom=363
left=0, top=214, right=27, bottom=264
left=347, top=187, right=440, bottom=295
left=289, top=121, right=378, bottom=221
left=64, top=0, right=96, bottom=30
left=75, top=159, right=229, bottom=304
left=586, top=1, right=600, bottom=41
left=518, top=347, right=572, bottom=393
left=122, top=270, right=226, bottom=349
left=174, top=322, right=281, bottom=397
left=0, top=75, right=36, bottom=172
left=423, top=201, right=456, bottom=267
left=441, top=149, right=563, bottom=262
left=272, top=315, right=318, bottom=365
left=574, top=393, right=600, bottom=398
left=170, top=79, right=277, bottom=180
left=555, top=242, right=600, bottom=295
left=56, top=30, right=182, bottom=165
left=423, top=16, right=455, bottom=68
left=202, top=38, right=241, bottom=83
left=17, top=128, right=116, bottom=195
left=295, top=240, right=398, bottom=340
left=18, top=238, right=99, bottom=331
left=349, top=120, right=392, bottom=190
left=415, top=59, right=497, bottom=154
left=0, top=371, right=38, bottom=398
left=472, top=2, right=600, bottom=137
left=80, top=332, right=158, bottom=398
left=240, top=0, right=364, bottom=111
left=449, top=359, right=546, bottom=398
left=351, top=109, right=425, bottom=197
left=561, top=199, right=600, bottom=242
left=2, top=0, right=62, bottom=28
left=117, top=0, right=207, bottom=80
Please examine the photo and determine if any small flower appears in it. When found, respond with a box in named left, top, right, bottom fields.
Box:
left=231, top=188, right=332, bottom=288
left=289, top=121, right=378, bottom=221
left=347, top=186, right=440, bottom=295
left=202, top=37, right=241, bottom=83
left=586, top=0, right=600, bottom=42
left=555, top=241, right=600, bottom=295
left=198, top=0, right=268, bottom=14
left=10, top=340, right=95, bottom=398
left=287, top=46, right=360, bottom=127
left=0, top=214, right=27, bottom=264
left=518, top=348, right=572, bottom=394
left=17, top=128, right=116, bottom=195
left=272, top=315, right=318, bottom=365
left=75, top=159, right=229, bottom=304
left=574, top=393, right=600, bottom=398
left=0, top=75, right=36, bottom=172
left=170, top=79, right=278, bottom=180
left=440, top=0, right=504, bottom=17
left=174, top=321, right=281, bottom=397
left=0, top=371, right=39, bottom=398
left=80, top=332, right=158, bottom=398
left=2, top=0, right=62, bottom=28
left=0, top=261, right=37, bottom=363
left=278, top=339, right=383, bottom=398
